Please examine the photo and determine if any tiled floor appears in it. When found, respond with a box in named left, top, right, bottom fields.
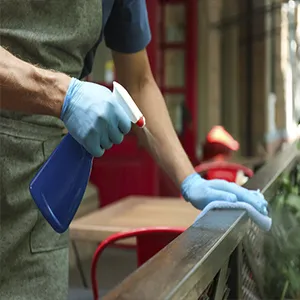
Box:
left=69, top=245, right=137, bottom=299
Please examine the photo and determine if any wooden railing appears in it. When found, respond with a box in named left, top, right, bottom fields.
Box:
left=103, top=142, right=300, bottom=300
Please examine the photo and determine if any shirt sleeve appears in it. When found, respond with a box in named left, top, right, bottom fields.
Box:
left=104, top=0, right=151, bottom=53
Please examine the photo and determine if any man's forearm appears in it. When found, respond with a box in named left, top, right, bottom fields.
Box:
left=131, top=77, right=195, bottom=187
left=0, top=47, right=70, bottom=117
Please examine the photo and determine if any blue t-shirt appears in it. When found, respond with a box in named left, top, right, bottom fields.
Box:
left=80, top=0, right=151, bottom=78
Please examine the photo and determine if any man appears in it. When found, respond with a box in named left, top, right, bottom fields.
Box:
left=0, top=1, right=268, bottom=299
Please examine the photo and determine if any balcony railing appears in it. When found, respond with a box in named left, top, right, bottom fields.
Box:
left=103, top=142, right=300, bottom=300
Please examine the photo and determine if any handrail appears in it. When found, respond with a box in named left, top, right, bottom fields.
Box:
left=103, top=142, right=300, bottom=300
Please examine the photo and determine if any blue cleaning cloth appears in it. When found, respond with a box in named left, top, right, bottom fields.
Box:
left=195, top=200, right=272, bottom=231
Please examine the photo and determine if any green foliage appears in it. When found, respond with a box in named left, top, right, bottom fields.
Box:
left=264, top=163, right=300, bottom=299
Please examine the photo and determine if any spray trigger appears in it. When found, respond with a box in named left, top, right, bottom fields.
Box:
left=112, top=81, right=146, bottom=128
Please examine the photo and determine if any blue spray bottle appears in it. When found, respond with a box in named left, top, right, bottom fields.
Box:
left=29, top=82, right=146, bottom=233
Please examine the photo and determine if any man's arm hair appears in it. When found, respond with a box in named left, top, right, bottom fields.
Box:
left=0, top=46, right=71, bottom=117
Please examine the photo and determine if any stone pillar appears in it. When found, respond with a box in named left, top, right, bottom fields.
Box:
left=274, top=0, right=287, bottom=135
left=220, top=0, right=240, bottom=141
left=266, top=0, right=299, bottom=152
left=251, top=0, right=269, bottom=155
left=197, top=0, right=223, bottom=155
left=238, top=0, right=270, bottom=155
left=295, top=4, right=300, bottom=124
left=206, top=0, right=223, bottom=129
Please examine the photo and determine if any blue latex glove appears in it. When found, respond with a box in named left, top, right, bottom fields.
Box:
left=181, top=173, right=268, bottom=215
left=61, top=78, right=131, bottom=157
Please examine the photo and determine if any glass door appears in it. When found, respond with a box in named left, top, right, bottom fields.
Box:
left=159, top=1, right=187, bottom=137
left=158, top=0, right=198, bottom=161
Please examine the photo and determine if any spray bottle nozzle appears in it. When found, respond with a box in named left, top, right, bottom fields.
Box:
left=112, top=81, right=146, bottom=128
left=136, top=116, right=146, bottom=128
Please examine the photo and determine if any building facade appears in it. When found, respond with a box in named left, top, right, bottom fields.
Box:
left=197, top=0, right=299, bottom=156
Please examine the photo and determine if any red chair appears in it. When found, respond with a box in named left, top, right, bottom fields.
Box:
left=194, top=160, right=254, bottom=183
left=91, top=227, right=184, bottom=300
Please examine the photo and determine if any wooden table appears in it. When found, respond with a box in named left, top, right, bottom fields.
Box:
left=70, top=196, right=199, bottom=245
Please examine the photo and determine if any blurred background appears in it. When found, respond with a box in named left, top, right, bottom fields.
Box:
left=69, top=0, right=300, bottom=298
left=85, top=0, right=300, bottom=204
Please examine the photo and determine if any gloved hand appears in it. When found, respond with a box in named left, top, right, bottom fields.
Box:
left=60, top=78, right=131, bottom=157
left=181, top=173, right=268, bottom=215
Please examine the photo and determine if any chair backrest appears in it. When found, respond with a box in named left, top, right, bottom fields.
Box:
left=195, top=161, right=254, bottom=183
left=91, top=227, right=184, bottom=299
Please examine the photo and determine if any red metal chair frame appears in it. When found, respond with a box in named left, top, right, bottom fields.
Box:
left=195, top=160, right=254, bottom=182
left=91, top=227, right=184, bottom=300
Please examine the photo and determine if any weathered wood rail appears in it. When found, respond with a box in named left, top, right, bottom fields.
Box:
left=103, top=142, right=300, bottom=300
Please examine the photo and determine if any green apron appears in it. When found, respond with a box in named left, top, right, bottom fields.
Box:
left=0, top=1, right=102, bottom=299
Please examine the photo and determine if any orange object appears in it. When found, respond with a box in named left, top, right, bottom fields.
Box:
left=206, top=126, right=239, bottom=151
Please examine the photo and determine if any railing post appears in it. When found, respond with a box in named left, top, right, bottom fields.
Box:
left=213, top=259, right=229, bottom=300
left=227, top=244, right=242, bottom=299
